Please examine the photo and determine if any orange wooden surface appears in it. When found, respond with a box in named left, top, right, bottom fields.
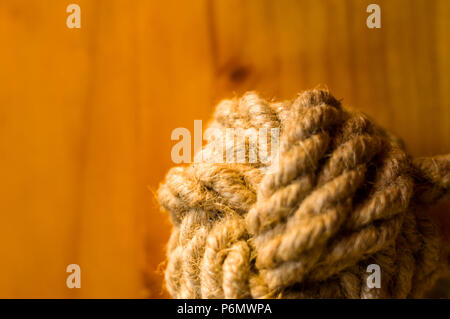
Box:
left=0, top=0, right=449, bottom=298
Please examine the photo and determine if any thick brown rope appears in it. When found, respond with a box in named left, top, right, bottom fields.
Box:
left=158, top=90, right=450, bottom=298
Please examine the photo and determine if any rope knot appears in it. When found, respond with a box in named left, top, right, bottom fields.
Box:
left=158, top=89, right=449, bottom=298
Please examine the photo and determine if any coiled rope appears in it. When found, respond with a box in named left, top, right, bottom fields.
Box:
left=158, top=90, right=450, bottom=298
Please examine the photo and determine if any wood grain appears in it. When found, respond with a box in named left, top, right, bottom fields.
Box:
left=0, top=0, right=448, bottom=298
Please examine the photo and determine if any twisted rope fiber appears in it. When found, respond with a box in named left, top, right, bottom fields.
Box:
left=158, top=90, right=450, bottom=298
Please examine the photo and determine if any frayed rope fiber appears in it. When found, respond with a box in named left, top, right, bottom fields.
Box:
left=158, top=89, right=450, bottom=298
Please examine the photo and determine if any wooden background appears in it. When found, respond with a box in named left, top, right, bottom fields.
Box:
left=0, top=0, right=449, bottom=298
